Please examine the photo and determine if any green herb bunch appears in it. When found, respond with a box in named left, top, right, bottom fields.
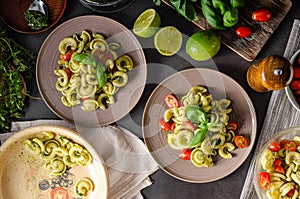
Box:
left=153, top=0, right=199, bottom=21
left=0, top=27, right=35, bottom=133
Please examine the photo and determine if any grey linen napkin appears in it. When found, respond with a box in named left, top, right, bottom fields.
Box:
left=240, top=19, right=300, bottom=199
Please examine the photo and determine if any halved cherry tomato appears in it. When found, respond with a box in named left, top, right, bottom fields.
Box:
left=287, top=188, right=295, bottom=197
left=274, top=158, right=283, bottom=167
left=290, top=79, right=300, bottom=90
left=158, top=118, right=171, bottom=131
left=65, top=68, right=72, bottom=80
left=269, top=141, right=281, bottom=152
left=170, top=122, right=177, bottom=131
left=234, top=135, right=249, bottom=148
left=182, top=120, right=196, bottom=131
left=259, top=171, right=271, bottom=190
left=165, top=94, right=180, bottom=109
left=226, top=121, right=238, bottom=132
left=280, top=139, right=298, bottom=152
left=236, top=26, right=252, bottom=38
left=60, top=50, right=74, bottom=61
left=81, top=97, right=90, bottom=101
left=252, top=9, right=272, bottom=22
left=275, top=166, right=285, bottom=175
left=51, top=187, right=68, bottom=199
left=179, top=149, right=192, bottom=160
left=293, top=67, right=300, bottom=78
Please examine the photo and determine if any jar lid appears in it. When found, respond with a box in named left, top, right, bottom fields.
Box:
left=260, top=55, right=293, bottom=90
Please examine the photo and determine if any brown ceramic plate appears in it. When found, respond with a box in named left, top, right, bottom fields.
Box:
left=0, top=124, right=108, bottom=198
left=0, top=0, right=67, bottom=34
left=142, top=68, right=257, bottom=183
left=36, top=15, right=147, bottom=127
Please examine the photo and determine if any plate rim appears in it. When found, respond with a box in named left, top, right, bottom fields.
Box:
left=142, top=68, right=257, bottom=183
left=36, top=15, right=147, bottom=127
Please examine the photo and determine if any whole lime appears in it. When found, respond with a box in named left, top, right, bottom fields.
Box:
left=186, top=30, right=221, bottom=61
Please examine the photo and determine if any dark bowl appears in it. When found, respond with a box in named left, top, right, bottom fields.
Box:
left=0, top=0, right=67, bottom=34
left=78, top=0, right=135, bottom=13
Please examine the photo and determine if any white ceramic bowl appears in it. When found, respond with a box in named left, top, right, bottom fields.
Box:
left=253, top=126, right=300, bottom=199
left=0, top=124, right=109, bottom=199
left=285, top=49, right=300, bottom=111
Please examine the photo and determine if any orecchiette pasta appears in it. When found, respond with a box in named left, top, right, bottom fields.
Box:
left=163, top=86, right=239, bottom=168
left=55, top=30, right=134, bottom=111
left=23, top=131, right=93, bottom=179
left=259, top=136, right=300, bottom=198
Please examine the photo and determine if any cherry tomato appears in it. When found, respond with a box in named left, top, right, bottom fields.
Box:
left=275, top=166, right=285, bottom=174
left=269, top=141, right=281, bottom=152
left=280, top=139, right=298, bottom=152
left=60, top=50, right=74, bottom=61
left=65, top=68, right=72, bottom=79
left=226, top=121, right=238, bottom=132
left=170, top=122, right=177, bottom=131
left=259, top=171, right=271, bottom=190
left=182, top=120, right=196, bottom=131
left=165, top=94, right=180, bottom=109
left=290, top=79, right=300, bottom=90
left=274, top=158, right=283, bottom=167
left=81, top=97, right=90, bottom=101
left=236, top=26, right=252, bottom=38
left=234, top=135, right=249, bottom=148
left=287, top=188, right=295, bottom=198
left=179, top=148, right=192, bottom=160
left=293, top=67, right=300, bottom=78
left=293, top=90, right=300, bottom=96
left=158, top=118, right=171, bottom=131
left=51, top=187, right=68, bottom=199
left=252, top=9, right=272, bottom=22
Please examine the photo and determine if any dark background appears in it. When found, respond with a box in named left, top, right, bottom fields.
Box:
left=1, top=0, right=300, bottom=198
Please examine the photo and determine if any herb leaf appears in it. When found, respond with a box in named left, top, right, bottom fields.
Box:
left=153, top=0, right=161, bottom=5
left=73, top=53, right=107, bottom=88
left=72, top=53, right=96, bottom=66
left=0, top=27, right=36, bottom=133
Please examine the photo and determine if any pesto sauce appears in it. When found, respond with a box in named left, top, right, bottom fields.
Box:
left=24, top=9, right=48, bottom=30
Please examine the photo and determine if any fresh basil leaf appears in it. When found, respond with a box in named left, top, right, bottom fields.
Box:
left=153, top=0, right=161, bottom=6
left=223, top=7, right=239, bottom=28
left=170, top=0, right=198, bottom=21
left=95, top=65, right=107, bottom=88
left=185, top=105, right=207, bottom=124
left=189, top=127, right=208, bottom=147
left=72, top=53, right=96, bottom=66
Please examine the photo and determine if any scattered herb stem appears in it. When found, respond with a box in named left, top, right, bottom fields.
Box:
left=0, top=27, right=35, bottom=133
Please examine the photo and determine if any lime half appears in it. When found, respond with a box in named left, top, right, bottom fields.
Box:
left=154, top=26, right=182, bottom=56
left=133, top=8, right=161, bottom=38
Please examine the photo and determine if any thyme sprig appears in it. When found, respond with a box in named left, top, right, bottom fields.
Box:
left=0, top=27, right=35, bottom=133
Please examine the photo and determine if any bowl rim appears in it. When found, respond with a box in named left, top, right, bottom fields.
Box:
left=285, top=49, right=300, bottom=112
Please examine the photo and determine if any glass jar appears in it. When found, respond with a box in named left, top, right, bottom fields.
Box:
left=246, top=55, right=293, bottom=92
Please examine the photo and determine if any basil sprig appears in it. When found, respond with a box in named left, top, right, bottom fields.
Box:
left=185, top=105, right=214, bottom=147
left=73, top=53, right=107, bottom=88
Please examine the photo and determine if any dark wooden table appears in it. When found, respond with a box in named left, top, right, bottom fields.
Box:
left=1, top=0, right=300, bottom=198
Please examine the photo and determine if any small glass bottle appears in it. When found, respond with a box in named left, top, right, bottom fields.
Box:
left=246, top=55, right=293, bottom=92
